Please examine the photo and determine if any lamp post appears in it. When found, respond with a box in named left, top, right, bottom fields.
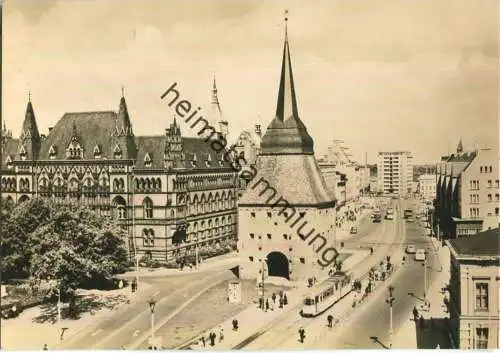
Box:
left=386, top=285, right=395, bottom=349
left=148, top=298, right=156, bottom=350
left=423, top=256, right=427, bottom=302
left=260, top=258, right=267, bottom=311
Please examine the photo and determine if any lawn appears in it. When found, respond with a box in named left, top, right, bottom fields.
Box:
left=156, top=279, right=291, bottom=349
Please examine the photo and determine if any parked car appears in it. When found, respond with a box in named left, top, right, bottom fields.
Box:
left=415, top=249, right=426, bottom=261
left=350, top=226, right=358, bottom=234
left=405, top=245, right=416, bottom=254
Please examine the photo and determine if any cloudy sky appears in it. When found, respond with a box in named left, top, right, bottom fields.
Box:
left=3, top=0, right=499, bottom=164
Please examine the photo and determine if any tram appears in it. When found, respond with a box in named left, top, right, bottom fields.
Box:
left=300, top=273, right=352, bottom=317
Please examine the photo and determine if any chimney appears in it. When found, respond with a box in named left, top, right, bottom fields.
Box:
left=255, top=124, right=262, bottom=137
left=48, top=127, right=53, bottom=133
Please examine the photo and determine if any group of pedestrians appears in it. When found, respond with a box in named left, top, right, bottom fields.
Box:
left=259, top=291, right=288, bottom=311
left=198, top=319, right=239, bottom=349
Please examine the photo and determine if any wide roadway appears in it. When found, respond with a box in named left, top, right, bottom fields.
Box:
left=238, top=197, right=404, bottom=349
left=58, top=267, right=236, bottom=349
left=313, top=197, right=440, bottom=349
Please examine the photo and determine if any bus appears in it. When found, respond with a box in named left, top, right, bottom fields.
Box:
left=301, top=273, right=352, bottom=317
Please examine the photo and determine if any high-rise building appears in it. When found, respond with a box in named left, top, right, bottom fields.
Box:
left=237, top=21, right=337, bottom=281
left=0, top=88, right=238, bottom=263
left=377, top=151, right=413, bottom=196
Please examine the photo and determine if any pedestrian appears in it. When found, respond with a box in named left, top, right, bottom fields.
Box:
left=272, top=292, right=276, bottom=304
left=42, top=344, right=48, bottom=351
left=258, top=297, right=264, bottom=309
left=265, top=298, right=270, bottom=312
left=298, top=327, right=305, bottom=343
left=200, top=335, right=206, bottom=348
left=283, top=293, right=288, bottom=305
left=327, top=314, right=333, bottom=328
left=219, top=327, right=224, bottom=342
left=232, top=318, right=239, bottom=331
left=209, top=332, right=216, bottom=346
left=279, top=297, right=284, bottom=309
left=412, top=306, right=419, bottom=321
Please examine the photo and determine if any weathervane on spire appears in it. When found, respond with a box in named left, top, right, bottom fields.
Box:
left=284, top=9, right=289, bottom=37
left=28, top=91, right=31, bottom=102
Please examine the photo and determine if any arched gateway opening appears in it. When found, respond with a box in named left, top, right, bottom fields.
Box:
left=266, top=251, right=289, bottom=279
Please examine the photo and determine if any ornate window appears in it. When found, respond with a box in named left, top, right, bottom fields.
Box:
left=5, top=156, right=13, bottom=169
left=19, top=145, right=27, bottom=160
left=66, top=141, right=83, bottom=159
left=143, top=197, right=153, bottom=219
left=93, top=145, right=101, bottom=159
left=144, top=153, right=152, bottom=168
left=48, top=145, right=57, bottom=159
left=113, top=145, right=122, bottom=159
left=68, top=178, right=79, bottom=192
left=143, top=229, right=155, bottom=247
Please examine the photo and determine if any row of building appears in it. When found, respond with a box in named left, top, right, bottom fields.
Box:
left=0, top=21, right=371, bottom=278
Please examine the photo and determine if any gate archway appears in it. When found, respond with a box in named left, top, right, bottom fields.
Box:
left=266, top=251, right=289, bottom=279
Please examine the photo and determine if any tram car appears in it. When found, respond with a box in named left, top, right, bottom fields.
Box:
left=301, top=273, right=352, bottom=317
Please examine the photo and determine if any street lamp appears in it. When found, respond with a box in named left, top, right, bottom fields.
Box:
left=148, top=298, right=156, bottom=350
left=423, top=256, right=427, bottom=302
left=260, top=258, right=267, bottom=311
left=386, top=285, right=395, bottom=349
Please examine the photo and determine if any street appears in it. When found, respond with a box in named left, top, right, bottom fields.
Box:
left=313, top=198, right=441, bottom=349
left=58, top=266, right=237, bottom=349
left=237, top=198, right=406, bottom=349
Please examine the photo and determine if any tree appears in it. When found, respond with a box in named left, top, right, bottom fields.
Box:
left=28, top=203, right=128, bottom=297
left=1, top=197, right=53, bottom=279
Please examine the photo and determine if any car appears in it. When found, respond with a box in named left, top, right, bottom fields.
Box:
left=415, top=249, right=426, bottom=261
left=350, top=227, right=358, bottom=234
left=405, top=245, right=416, bottom=254
left=385, top=214, right=394, bottom=220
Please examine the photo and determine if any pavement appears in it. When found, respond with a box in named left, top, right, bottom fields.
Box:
left=311, top=197, right=445, bottom=349
left=392, top=236, right=452, bottom=349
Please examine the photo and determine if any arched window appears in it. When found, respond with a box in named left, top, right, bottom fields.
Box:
left=143, top=229, right=155, bottom=247
left=143, top=198, right=153, bottom=219
left=112, top=196, right=127, bottom=219
left=156, top=178, right=162, bottom=190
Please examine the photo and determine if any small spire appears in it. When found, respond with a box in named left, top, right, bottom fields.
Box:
left=456, top=137, right=463, bottom=153
left=121, top=85, right=124, bottom=98
left=173, top=114, right=177, bottom=126
left=28, top=91, right=31, bottom=102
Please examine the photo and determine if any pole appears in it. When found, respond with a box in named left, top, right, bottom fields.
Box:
left=389, top=303, right=393, bottom=349
left=195, top=234, right=199, bottom=270
left=423, top=257, right=427, bottom=301
left=151, top=310, right=155, bottom=350
left=132, top=186, right=139, bottom=289
left=261, top=259, right=265, bottom=311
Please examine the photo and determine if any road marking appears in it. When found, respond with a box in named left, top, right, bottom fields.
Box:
left=133, top=330, right=141, bottom=338
left=152, top=291, right=160, bottom=297
left=91, top=329, right=103, bottom=337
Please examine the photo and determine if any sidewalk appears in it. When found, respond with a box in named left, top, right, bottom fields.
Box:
left=392, top=244, right=451, bottom=349
left=117, top=253, right=241, bottom=279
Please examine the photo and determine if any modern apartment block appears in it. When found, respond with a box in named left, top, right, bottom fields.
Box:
left=377, top=151, right=413, bottom=196
left=435, top=141, right=499, bottom=238
left=446, top=228, right=500, bottom=349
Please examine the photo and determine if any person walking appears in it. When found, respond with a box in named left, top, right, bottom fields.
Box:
left=200, top=336, right=206, bottom=348
left=283, top=293, right=288, bottom=305
left=327, top=314, right=333, bottom=328
left=209, top=332, right=216, bottom=346
left=265, top=298, right=270, bottom=312
left=412, top=306, right=419, bottom=321
left=279, top=297, right=284, bottom=309
left=298, top=327, right=305, bottom=343
left=271, top=292, right=276, bottom=304
left=232, top=318, right=239, bottom=331
left=219, top=327, right=224, bottom=342
left=258, top=297, right=264, bottom=309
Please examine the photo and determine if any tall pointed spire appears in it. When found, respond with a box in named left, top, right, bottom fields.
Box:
left=260, top=11, right=314, bottom=155
left=17, top=96, right=41, bottom=160
left=456, top=137, right=463, bottom=153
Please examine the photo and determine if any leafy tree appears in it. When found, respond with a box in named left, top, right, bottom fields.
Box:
left=28, top=203, right=128, bottom=297
left=1, top=197, right=53, bottom=279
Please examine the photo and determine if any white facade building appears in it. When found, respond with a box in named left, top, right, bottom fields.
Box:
left=418, top=174, right=437, bottom=200
left=377, top=151, right=413, bottom=197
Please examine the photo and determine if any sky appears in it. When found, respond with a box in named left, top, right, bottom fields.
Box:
left=2, top=0, right=499, bottom=164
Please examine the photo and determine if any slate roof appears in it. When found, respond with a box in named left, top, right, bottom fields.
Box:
left=1, top=138, right=19, bottom=170
left=39, top=111, right=118, bottom=160
left=239, top=154, right=336, bottom=206
left=448, top=228, right=500, bottom=257
left=134, top=135, right=233, bottom=170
